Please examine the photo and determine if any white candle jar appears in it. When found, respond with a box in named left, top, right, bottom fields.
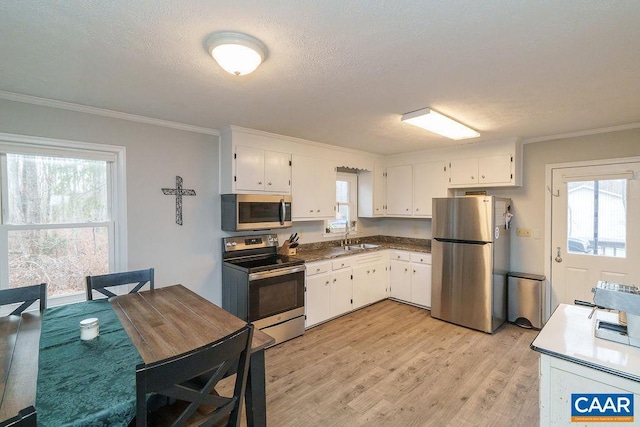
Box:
left=80, top=317, right=100, bottom=340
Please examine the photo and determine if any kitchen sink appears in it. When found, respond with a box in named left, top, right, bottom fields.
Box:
left=346, top=243, right=380, bottom=251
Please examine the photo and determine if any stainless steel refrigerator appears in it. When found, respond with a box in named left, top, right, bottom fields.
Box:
left=431, top=196, right=511, bottom=333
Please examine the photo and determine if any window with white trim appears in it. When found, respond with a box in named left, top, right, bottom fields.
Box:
left=0, top=134, right=126, bottom=308
left=567, top=178, right=627, bottom=257
left=325, top=172, right=357, bottom=235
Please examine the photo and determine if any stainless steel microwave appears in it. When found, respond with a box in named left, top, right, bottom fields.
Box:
left=221, top=194, right=293, bottom=231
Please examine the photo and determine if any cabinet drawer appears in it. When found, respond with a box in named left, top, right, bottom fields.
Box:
left=390, top=251, right=410, bottom=262
left=332, top=258, right=353, bottom=270
left=306, top=261, right=331, bottom=276
left=410, top=253, right=432, bottom=264
left=353, top=252, right=386, bottom=265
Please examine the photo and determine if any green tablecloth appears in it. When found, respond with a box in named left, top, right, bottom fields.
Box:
left=35, top=300, right=143, bottom=426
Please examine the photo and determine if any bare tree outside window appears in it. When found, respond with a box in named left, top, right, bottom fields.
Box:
left=4, top=154, right=110, bottom=296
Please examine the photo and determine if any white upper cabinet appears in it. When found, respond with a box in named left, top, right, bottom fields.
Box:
left=413, top=161, right=448, bottom=217
left=449, top=154, right=514, bottom=187
left=291, top=155, right=336, bottom=220
left=358, top=166, right=386, bottom=218
left=220, top=127, right=293, bottom=194
left=235, top=146, right=291, bottom=193
left=479, top=154, right=512, bottom=184
left=264, top=150, right=292, bottom=191
left=448, top=157, right=479, bottom=186
left=386, top=165, right=413, bottom=216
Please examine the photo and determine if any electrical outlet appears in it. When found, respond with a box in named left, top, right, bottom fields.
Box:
left=413, top=225, right=419, bottom=235
left=517, top=227, right=531, bottom=238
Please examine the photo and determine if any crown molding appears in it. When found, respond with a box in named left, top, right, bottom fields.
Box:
left=523, top=122, right=640, bottom=144
left=0, top=90, right=219, bottom=136
left=224, top=125, right=382, bottom=158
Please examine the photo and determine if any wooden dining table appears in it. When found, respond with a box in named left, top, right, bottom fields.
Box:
left=0, top=284, right=275, bottom=426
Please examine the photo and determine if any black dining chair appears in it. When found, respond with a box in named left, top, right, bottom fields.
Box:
left=85, top=268, right=154, bottom=300
left=135, top=324, right=254, bottom=427
left=0, top=283, right=47, bottom=315
left=0, top=406, right=37, bottom=427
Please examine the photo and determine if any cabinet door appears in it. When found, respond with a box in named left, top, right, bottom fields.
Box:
left=413, top=161, right=448, bottom=217
left=357, top=167, right=385, bottom=218
left=315, top=158, right=337, bottom=219
left=370, top=261, right=389, bottom=302
left=264, top=151, right=291, bottom=193
left=331, top=269, right=353, bottom=317
left=235, top=146, right=265, bottom=191
left=479, top=154, right=512, bottom=184
left=449, top=158, right=479, bottom=186
left=292, top=155, right=317, bottom=219
left=374, top=167, right=386, bottom=216
left=305, top=273, right=332, bottom=327
left=411, top=262, right=432, bottom=307
left=352, top=265, right=372, bottom=310
left=390, top=259, right=412, bottom=301
left=386, top=165, right=413, bottom=216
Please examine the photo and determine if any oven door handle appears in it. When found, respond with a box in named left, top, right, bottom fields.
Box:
left=249, top=265, right=306, bottom=281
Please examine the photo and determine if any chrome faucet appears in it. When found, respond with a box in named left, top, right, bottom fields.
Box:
left=342, top=221, right=351, bottom=247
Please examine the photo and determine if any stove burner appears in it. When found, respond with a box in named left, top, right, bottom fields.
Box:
left=225, top=254, right=304, bottom=273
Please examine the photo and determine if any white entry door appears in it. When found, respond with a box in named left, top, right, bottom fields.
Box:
left=550, top=160, right=640, bottom=310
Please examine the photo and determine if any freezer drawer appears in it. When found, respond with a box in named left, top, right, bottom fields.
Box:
left=431, top=239, right=505, bottom=333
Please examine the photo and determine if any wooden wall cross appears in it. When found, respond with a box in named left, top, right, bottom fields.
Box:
left=162, top=176, right=196, bottom=225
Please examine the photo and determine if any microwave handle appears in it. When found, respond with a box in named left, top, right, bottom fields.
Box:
left=280, top=198, right=286, bottom=225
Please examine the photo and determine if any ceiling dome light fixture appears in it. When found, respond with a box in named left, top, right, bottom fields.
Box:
left=205, top=32, right=267, bottom=76
left=401, top=108, right=480, bottom=140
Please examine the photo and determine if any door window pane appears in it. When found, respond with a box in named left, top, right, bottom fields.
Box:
left=567, top=179, right=626, bottom=257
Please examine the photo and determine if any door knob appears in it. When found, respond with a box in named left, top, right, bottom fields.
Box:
left=555, top=247, right=563, bottom=263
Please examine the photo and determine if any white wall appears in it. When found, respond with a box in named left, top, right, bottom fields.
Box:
left=3, top=97, right=638, bottom=302
left=0, top=99, right=222, bottom=303
left=492, top=128, right=640, bottom=276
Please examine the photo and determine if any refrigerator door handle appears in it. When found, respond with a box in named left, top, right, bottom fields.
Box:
left=434, top=238, right=490, bottom=245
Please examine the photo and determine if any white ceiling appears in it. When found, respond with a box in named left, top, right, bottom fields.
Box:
left=1, top=1, right=639, bottom=155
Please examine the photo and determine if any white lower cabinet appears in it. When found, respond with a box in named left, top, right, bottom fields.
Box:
left=390, top=252, right=412, bottom=302
left=540, top=354, right=640, bottom=425
left=305, top=252, right=390, bottom=328
left=330, top=264, right=353, bottom=318
left=410, top=253, right=432, bottom=308
left=305, top=249, right=431, bottom=328
left=389, top=251, right=432, bottom=308
left=352, top=252, right=389, bottom=310
left=305, top=259, right=354, bottom=328
left=305, top=261, right=332, bottom=327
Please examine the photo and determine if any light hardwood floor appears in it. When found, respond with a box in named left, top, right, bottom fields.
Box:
left=228, top=300, right=540, bottom=426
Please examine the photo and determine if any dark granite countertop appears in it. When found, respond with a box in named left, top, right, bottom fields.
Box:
left=293, top=235, right=431, bottom=263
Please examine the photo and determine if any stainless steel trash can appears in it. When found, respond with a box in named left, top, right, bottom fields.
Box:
left=507, top=272, right=545, bottom=329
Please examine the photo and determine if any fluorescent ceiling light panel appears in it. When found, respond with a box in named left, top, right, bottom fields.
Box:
left=401, top=108, right=480, bottom=140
